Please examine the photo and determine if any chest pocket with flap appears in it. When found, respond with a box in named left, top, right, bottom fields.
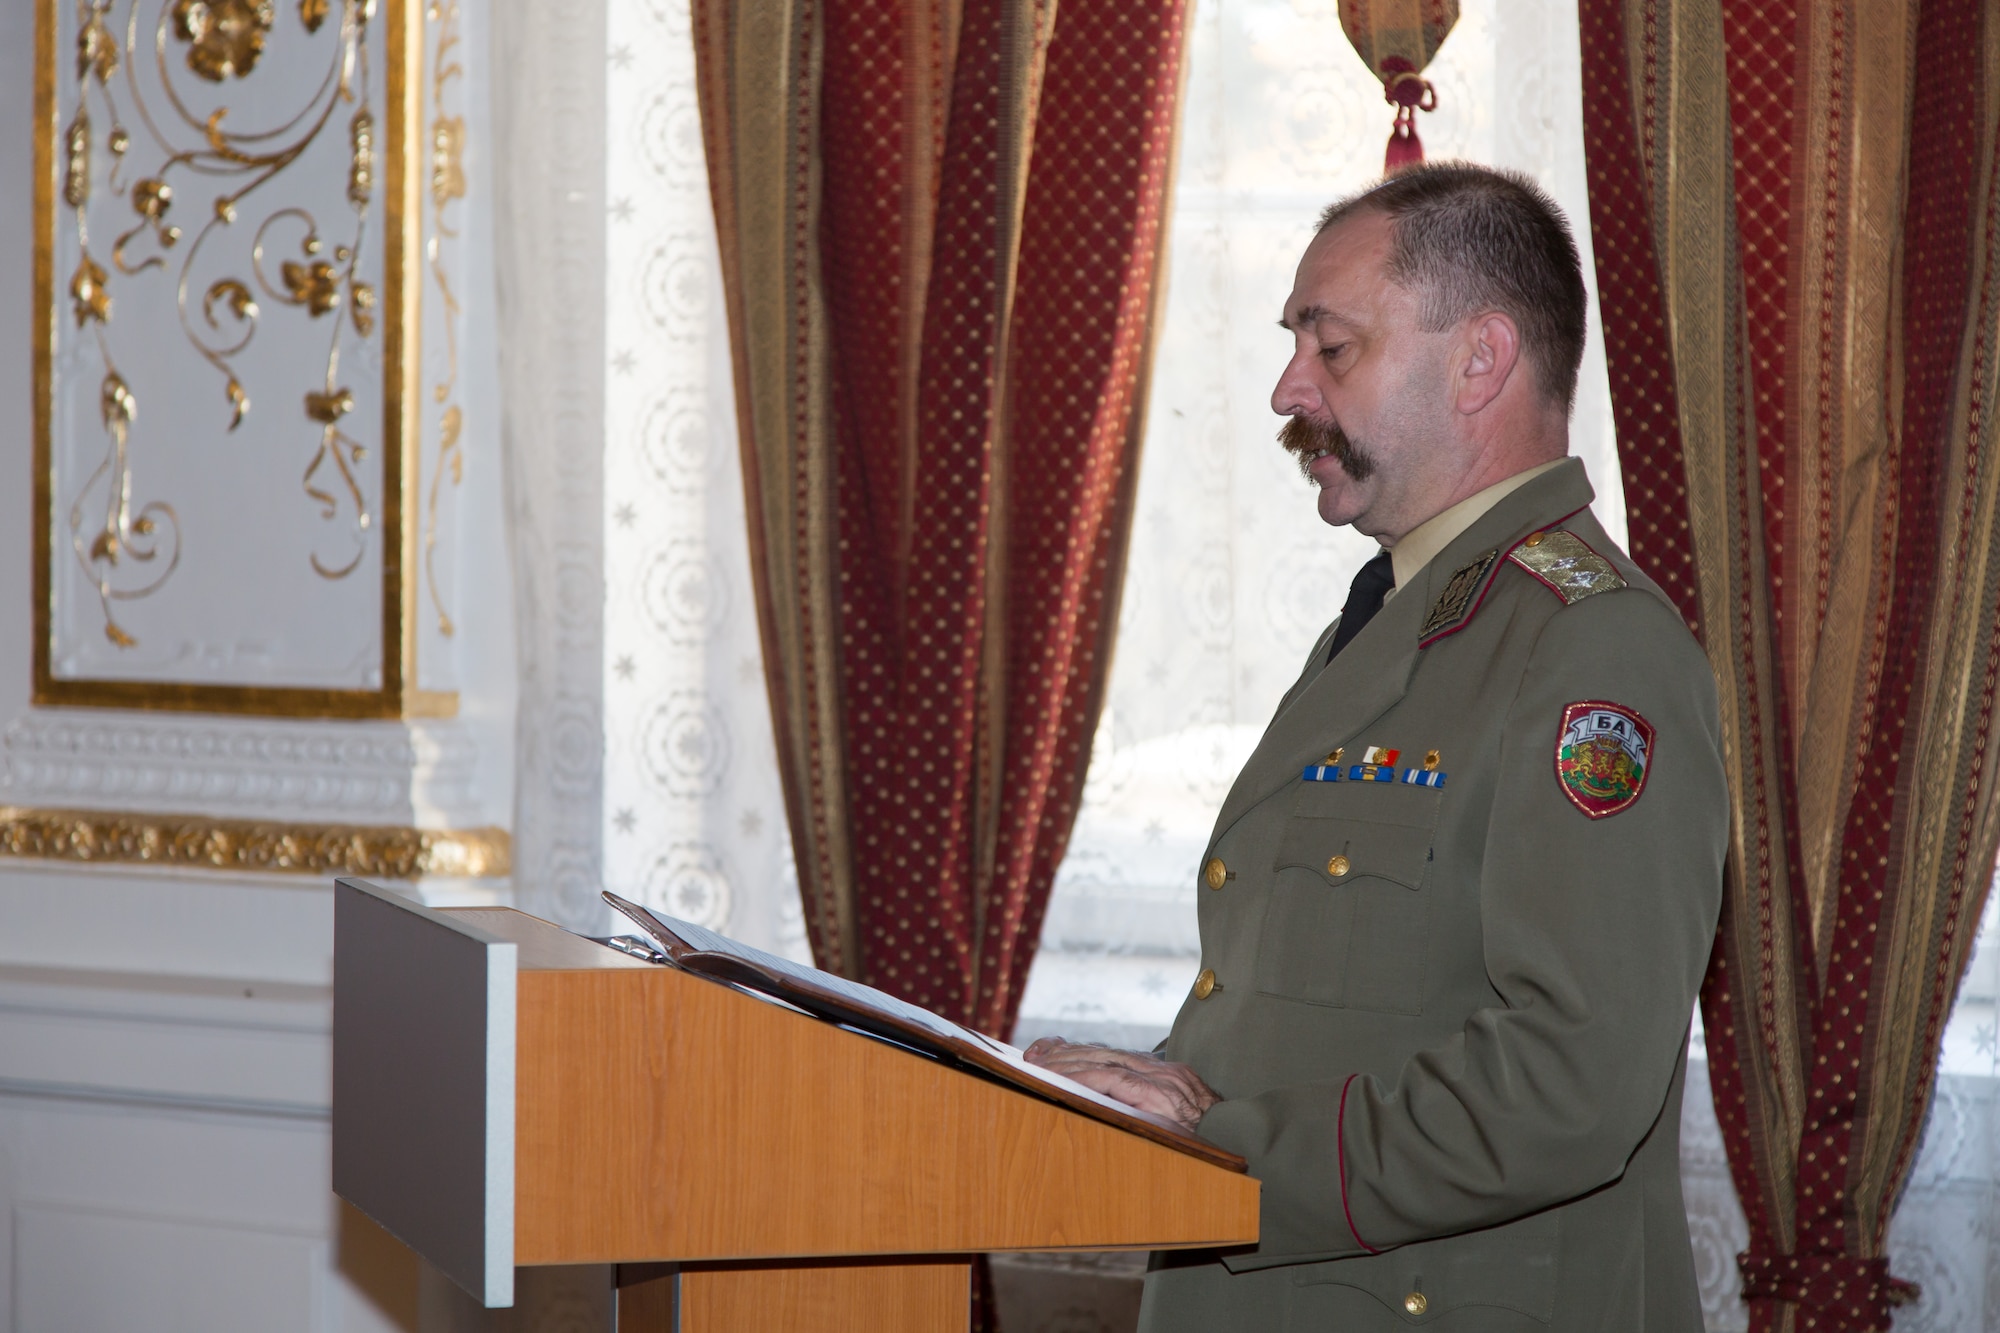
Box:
left=1255, top=784, right=1438, bottom=1014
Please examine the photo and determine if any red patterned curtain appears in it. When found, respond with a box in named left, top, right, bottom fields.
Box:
left=691, top=0, right=1190, bottom=1044
left=1581, top=2, right=2000, bottom=1329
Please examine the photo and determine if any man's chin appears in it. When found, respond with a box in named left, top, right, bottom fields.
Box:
left=1308, top=461, right=1369, bottom=527
left=1315, top=487, right=1365, bottom=529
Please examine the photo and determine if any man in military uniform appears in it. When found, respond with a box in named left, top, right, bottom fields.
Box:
left=1025, top=163, right=1727, bottom=1331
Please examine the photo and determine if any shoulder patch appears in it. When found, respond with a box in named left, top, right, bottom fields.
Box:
left=1509, top=529, right=1626, bottom=605
left=1556, top=700, right=1654, bottom=818
left=1418, top=549, right=1501, bottom=645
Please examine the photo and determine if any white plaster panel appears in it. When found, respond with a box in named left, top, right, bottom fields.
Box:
left=0, top=964, right=422, bottom=1333
left=15, top=1202, right=328, bottom=1333
left=0, top=1101, right=419, bottom=1333
left=0, top=863, right=340, bottom=986
left=0, top=965, right=330, bottom=1115
left=0, top=0, right=36, bottom=724
left=45, top=1, right=398, bottom=689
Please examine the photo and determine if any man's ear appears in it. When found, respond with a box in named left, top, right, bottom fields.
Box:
left=1455, top=312, right=1522, bottom=415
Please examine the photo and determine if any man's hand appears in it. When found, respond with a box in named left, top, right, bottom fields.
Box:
left=1022, top=1037, right=1220, bottom=1133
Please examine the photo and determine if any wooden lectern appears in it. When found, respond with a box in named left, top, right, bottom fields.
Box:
left=331, top=879, right=1259, bottom=1331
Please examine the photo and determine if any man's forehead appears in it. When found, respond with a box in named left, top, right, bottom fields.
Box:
left=1281, top=211, right=1395, bottom=330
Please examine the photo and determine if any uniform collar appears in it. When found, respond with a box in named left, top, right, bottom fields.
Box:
left=1203, top=457, right=1598, bottom=850
left=1384, top=457, right=1570, bottom=596
left=1406, top=456, right=1598, bottom=614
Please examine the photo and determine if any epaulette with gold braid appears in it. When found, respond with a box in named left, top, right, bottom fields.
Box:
left=1417, top=528, right=1628, bottom=649
left=1507, top=529, right=1626, bottom=605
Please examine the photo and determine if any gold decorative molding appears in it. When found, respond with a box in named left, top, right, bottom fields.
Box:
left=422, top=0, right=466, bottom=641
left=0, top=806, right=508, bottom=878
left=32, top=0, right=449, bottom=720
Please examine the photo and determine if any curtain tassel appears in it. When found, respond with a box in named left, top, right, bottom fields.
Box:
left=1380, top=56, right=1436, bottom=173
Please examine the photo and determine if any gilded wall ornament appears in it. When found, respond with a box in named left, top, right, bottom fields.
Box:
left=171, top=0, right=276, bottom=82
left=37, top=0, right=458, bottom=716
left=52, top=0, right=389, bottom=651
left=69, top=254, right=110, bottom=324
left=348, top=109, right=374, bottom=207
left=0, top=805, right=510, bottom=879
left=430, top=114, right=463, bottom=209
left=63, top=111, right=90, bottom=207
left=76, top=5, right=118, bottom=82
left=422, top=0, right=465, bottom=638
left=281, top=257, right=341, bottom=314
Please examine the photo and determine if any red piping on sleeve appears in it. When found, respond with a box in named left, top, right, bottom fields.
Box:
left=1337, top=1073, right=1380, bottom=1255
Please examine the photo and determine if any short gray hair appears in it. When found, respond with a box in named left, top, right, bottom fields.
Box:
left=1317, top=162, right=1588, bottom=412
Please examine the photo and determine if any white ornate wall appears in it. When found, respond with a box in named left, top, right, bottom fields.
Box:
left=0, top=0, right=513, bottom=1326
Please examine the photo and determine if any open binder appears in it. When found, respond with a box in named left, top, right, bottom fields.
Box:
left=602, top=890, right=1243, bottom=1171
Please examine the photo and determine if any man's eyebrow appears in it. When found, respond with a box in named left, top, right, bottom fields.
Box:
left=1278, top=303, right=1349, bottom=332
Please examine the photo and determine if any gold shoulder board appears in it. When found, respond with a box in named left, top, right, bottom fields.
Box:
left=1508, top=530, right=1627, bottom=605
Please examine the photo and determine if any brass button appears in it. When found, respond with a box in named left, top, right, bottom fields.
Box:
left=1327, top=854, right=1351, bottom=877
left=1193, top=968, right=1218, bottom=1000
left=1204, top=857, right=1228, bottom=890
left=1524, top=531, right=1544, bottom=547
left=1404, top=1291, right=1428, bottom=1316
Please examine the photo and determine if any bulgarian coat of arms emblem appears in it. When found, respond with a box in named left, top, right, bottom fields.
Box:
left=1555, top=701, right=1655, bottom=819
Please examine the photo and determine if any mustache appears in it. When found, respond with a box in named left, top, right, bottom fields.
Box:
left=1278, top=414, right=1376, bottom=483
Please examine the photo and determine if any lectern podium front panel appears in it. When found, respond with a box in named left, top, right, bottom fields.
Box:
left=332, top=880, right=1260, bottom=1319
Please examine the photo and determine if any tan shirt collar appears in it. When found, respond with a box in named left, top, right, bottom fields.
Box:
left=1381, top=458, right=1570, bottom=597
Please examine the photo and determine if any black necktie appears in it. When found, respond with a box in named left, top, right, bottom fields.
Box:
left=1327, top=550, right=1395, bottom=663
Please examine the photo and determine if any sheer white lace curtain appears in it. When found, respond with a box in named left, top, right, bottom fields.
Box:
left=595, top=0, right=804, bottom=960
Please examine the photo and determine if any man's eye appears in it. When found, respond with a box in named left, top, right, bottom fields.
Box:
left=1319, top=344, right=1346, bottom=361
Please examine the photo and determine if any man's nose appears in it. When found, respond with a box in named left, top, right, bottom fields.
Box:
left=1271, top=352, right=1322, bottom=419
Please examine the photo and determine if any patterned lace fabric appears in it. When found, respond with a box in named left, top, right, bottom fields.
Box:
left=596, top=0, right=806, bottom=957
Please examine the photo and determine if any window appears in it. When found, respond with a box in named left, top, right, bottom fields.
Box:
left=1014, top=0, right=1628, bottom=1049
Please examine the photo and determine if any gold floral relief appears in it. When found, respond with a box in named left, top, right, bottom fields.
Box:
left=430, top=113, right=463, bottom=209
left=36, top=0, right=443, bottom=718
left=422, top=0, right=464, bottom=639
left=52, top=0, right=389, bottom=648
left=0, top=806, right=509, bottom=878
left=171, top=0, right=276, bottom=82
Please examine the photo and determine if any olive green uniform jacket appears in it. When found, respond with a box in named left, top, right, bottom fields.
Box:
left=1140, top=460, right=1727, bottom=1332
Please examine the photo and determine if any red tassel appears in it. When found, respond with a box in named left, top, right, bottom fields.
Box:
left=1386, top=106, right=1424, bottom=172
left=1378, top=56, right=1437, bottom=174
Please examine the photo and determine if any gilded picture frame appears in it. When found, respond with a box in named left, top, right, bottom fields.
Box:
left=31, top=0, right=452, bottom=719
